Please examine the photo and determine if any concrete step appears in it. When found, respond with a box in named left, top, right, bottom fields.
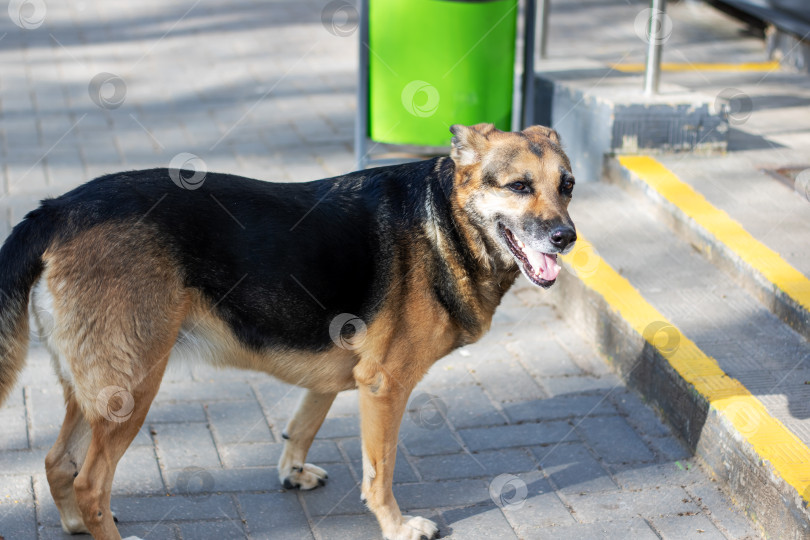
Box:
left=605, top=153, right=810, bottom=341
left=538, top=180, right=810, bottom=539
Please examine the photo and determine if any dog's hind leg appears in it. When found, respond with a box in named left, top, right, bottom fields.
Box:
left=45, top=393, right=92, bottom=534
left=72, top=350, right=170, bottom=540
left=278, top=389, right=335, bottom=490
left=38, top=221, right=189, bottom=539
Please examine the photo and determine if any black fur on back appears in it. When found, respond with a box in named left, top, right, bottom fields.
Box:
left=36, top=157, right=472, bottom=352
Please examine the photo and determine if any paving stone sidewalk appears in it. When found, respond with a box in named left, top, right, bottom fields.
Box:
left=0, top=0, right=767, bottom=538
left=1, top=281, right=761, bottom=540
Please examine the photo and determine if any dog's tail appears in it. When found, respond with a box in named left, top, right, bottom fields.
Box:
left=0, top=204, right=57, bottom=406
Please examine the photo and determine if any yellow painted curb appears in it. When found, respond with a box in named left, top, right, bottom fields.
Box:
left=617, top=155, right=810, bottom=315
left=561, top=237, right=810, bottom=503
left=610, top=61, right=780, bottom=73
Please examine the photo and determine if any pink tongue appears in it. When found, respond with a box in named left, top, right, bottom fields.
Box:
left=524, top=248, right=561, bottom=281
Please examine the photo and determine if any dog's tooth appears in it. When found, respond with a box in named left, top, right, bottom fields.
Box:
left=517, top=239, right=525, bottom=248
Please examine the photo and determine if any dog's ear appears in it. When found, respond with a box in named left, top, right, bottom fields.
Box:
left=449, top=124, right=491, bottom=166
left=469, top=123, right=497, bottom=137
left=522, top=125, right=560, bottom=144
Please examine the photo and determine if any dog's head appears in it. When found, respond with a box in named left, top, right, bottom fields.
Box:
left=449, top=123, right=576, bottom=288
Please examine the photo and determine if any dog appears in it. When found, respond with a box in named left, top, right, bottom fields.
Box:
left=0, top=123, right=576, bottom=540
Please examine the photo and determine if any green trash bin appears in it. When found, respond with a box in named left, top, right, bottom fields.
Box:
left=365, top=0, right=520, bottom=149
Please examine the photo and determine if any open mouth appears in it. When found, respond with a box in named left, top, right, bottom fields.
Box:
left=500, top=224, right=561, bottom=288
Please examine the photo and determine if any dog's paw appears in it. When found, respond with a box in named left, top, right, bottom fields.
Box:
left=61, top=511, right=118, bottom=534
left=383, top=515, right=439, bottom=540
left=280, top=463, right=328, bottom=490
left=60, top=516, right=90, bottom=534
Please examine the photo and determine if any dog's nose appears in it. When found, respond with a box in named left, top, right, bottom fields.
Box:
left=550, top=226, right=577, bottom=250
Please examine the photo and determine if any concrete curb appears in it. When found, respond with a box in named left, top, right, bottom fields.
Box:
left=538, top=257, right=810, bottom=539
left=604, top=157, right=810, bottom=342
left=533, top=64, right=728, bottom=184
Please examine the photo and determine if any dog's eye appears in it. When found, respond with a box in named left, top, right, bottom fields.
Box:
left=508, top=181, right=528, bottom=193
left=561, top=179, right=575, bottom=194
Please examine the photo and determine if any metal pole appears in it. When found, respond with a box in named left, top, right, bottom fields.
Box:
left=521, top=0, right=537, bottom=128
left=354, top=0, right=370, bottom=169
left=643, top=0, right=666, bottom=96
left=536, top=0, right=550, bottom=62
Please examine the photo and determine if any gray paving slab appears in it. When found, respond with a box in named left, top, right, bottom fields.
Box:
left=165, top=467, right=278, bottom=495
left=500, top=470, right=577, bottom=534
left=297, top=463, right=364, bottom=517
left=467, top=353, right=547, bottom=403
left=111, top=445, right=165, bottom=495
left=441, top=504, right=518, bottom=539
left=0, top=476, right=37, bottom=540
left=32, top=474, right=62, bottom=527
left=178, top=520, right=249, bottom=540
left=686, top=482, right=765, bottom=540
left=238, top=492, right=314, bottom=540
left=413, top=448, right=537, bottom=482
left=310, top=513, right=379, bottom=540
left=611, top=389, right=671, bottom=438
left=433, top=384, right=507, bottom=429
left=503, top=393, right=617, bottom=423
left=398, top=422, right=463, bottom=457
left=609, top=462, right=708, bottom=492
left=533, top=517, right=660, bottom=540
left=541, top=374, right=623, bottom=397
left=144, top=402, right=206, bottom=424
left=104, top=523, right=180, bottom=540
left=205, top=400, right=274, bottom=445
left=153, top=422, right=221, bottom=470
left=533, top=442, right=618, bottom=495
left=112, top=494, right=240, bottom=523
left=576, top=416, right=656, bottom=464
left=0, top=448, right=49, bottom=475
left=566, top=485, right=702, bottom=523
left=459, top=421, right=578, bottom=452
left=506, top=334, right=584, bottom=378
left=0, top=405, right=28, bottom=451
left=394, top=479, right=490, bottom=511
left=650, top=514, right=727, bottom=540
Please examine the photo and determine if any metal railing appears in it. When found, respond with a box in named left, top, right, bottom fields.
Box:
left=536, top=0, right=668, bottom=96
left=643, top=0, right=667, bottom=96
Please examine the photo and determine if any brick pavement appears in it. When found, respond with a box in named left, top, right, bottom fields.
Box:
left=0, top=0, right=763, bottom=538
left=1, top=281, right=761, bottom=539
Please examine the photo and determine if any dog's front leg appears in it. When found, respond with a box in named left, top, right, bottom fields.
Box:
left=358, top=377, right=439, bottom=540
left=278, top=389, right=336, bottom=490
